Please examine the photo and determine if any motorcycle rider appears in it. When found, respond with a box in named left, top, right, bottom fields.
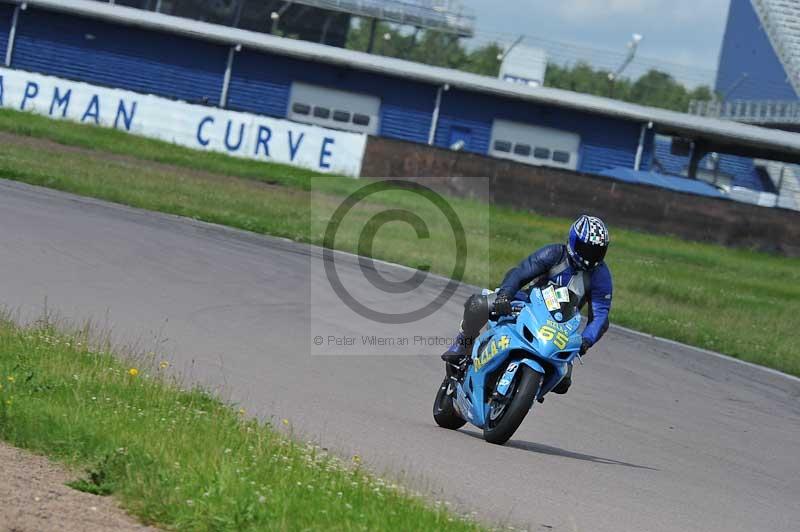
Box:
left=441, top=215, right=612, bottom=395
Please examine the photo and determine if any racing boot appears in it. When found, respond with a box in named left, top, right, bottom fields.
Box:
left=441, top=331, right=469, bottom=364
left=551, top=364, right=573, bottom=395
left=442, top=294, right=492, bottom=364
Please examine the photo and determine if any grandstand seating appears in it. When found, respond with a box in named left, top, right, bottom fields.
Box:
left=761, top=160, right=800, bottom=210
left=651, top=136, right=772, bottom=192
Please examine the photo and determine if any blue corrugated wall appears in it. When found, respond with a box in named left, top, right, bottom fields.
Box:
left=0, top=3, right=13, bottom=63
left=228, top=50, right=436, bottom=142
left=435, top=89, right=644, bottom=174
left=11, top=8, right=228, bottom=105
left=226, top=50, right=292, bottom=118
left=716, top=0, right=796, bottom=100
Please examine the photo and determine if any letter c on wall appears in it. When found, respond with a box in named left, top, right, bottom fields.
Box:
left=197, top=116, right=214, bottom=147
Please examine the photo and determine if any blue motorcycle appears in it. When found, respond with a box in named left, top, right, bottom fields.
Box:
left=433, top=284, right=584, bottom=445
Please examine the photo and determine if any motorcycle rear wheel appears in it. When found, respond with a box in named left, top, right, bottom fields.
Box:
left=483, top=366, right=542, bottom=445
left=433, top=377, right=467, bottom=430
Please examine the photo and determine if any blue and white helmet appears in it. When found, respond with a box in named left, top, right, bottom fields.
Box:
left=567, top=215, right=609, bottom=270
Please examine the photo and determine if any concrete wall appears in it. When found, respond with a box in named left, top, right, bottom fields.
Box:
left=362, top=136, right=800, bottom=256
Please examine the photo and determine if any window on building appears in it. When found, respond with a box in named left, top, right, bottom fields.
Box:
left=552, top=151, right=571, bottom=164
left=313, top=106, right=331, bottom=119
left=514, top=143, right=531, bottom=156
left=353, top=113, right=371, bottom=126
left=292, top=103, right=311, bottom=115
left=534, top=147, right=550, bottom=159
left=494, top=140, right=512, bottom=153
left=333, top=110, right=351, bottom=122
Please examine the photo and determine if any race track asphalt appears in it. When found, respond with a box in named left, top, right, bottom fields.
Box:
left=0, top=179, right=797, bottom=532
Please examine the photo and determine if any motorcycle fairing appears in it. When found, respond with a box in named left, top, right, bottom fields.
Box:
left=453, top=286, right=585, bottom=428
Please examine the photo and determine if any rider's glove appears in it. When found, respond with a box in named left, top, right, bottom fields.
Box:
left=493, top=293, right=513, bottom=316
left=579, top=338, right=591, bottom=356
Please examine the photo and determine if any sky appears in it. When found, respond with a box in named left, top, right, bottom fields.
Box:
left=459, top=0, right=732, bottom=87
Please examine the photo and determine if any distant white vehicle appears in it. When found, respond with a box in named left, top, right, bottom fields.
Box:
left=499, top=45, right=548, bottom=87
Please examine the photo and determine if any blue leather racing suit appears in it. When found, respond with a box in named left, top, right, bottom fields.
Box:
left=445, top=244, right=612, bottom=395
left=498, top=243, right=613, bottom=347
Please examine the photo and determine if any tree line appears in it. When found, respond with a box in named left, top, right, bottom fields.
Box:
left=346, top=21, right=714, bottom=113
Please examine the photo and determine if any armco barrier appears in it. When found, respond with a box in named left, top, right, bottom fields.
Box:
left=0, top=67, right=367, bottom=176
left=362, top=136, right=800, bottom=256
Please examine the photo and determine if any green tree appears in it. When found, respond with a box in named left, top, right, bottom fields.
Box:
left=345, top=21, right=712, bottom=112
left=345, top=19, right=500, bottom=76
left=628, top=69, right=689, bottom=110
left=544, top=63, right=713, bottom=112
left=463, top=43, right=503, bottom=76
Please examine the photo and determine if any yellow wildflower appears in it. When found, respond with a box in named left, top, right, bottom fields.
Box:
left=159, top=361, right=169, bottom=369
left=281, top=418, right=289, bottom=426
left=6, top=376, right=14, bottom=383
left=128, top=368, right=139, bottom=377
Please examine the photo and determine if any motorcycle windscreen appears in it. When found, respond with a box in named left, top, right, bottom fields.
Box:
left=540, top=284, right=580, bottom=323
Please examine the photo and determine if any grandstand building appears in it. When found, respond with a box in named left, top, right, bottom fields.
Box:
left=690, top=0, right=800, bottom=127
left=686, top=0, right=800, bottom=207
left=1, top=0, right=799, bottom=210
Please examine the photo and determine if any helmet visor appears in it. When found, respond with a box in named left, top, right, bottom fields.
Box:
left=574, top=239, right=607, bottom=268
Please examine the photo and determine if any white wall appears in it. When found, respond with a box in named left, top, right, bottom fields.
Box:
left=0, top=67, right=367, bottom=176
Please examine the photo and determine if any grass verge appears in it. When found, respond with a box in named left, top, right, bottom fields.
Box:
left=0, top=318, right=482, bottom=531
left=0, top=108, right=798, bottom=376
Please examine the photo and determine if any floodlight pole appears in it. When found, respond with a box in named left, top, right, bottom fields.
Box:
left=231, top=0, right=244, bottom=27
left=608, top=33, right=642, bottom=97
left=271, top=2, right=293, bottom=34
left=366, top=18, right=378, bottom=53
left=496, top=35, right=524, bottom=62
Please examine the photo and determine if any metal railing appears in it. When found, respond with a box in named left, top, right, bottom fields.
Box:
left=688, top=98, right=800, bottom=125
left=288, top=0, right=475, bottom=36
left=106, top=0, right=475, bottom=35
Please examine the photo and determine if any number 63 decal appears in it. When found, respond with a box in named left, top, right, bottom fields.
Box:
left=537, top=325, right=569, bottom=350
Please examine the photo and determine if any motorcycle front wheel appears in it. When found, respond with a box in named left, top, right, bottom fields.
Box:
left=483, top=366, right=543, bottom=445
left=433, top=377, right=467, bottom=430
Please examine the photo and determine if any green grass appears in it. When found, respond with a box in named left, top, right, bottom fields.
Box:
left=0, top=319, right=482, bottom=531
left=0, top=108, right=798, bottom=376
